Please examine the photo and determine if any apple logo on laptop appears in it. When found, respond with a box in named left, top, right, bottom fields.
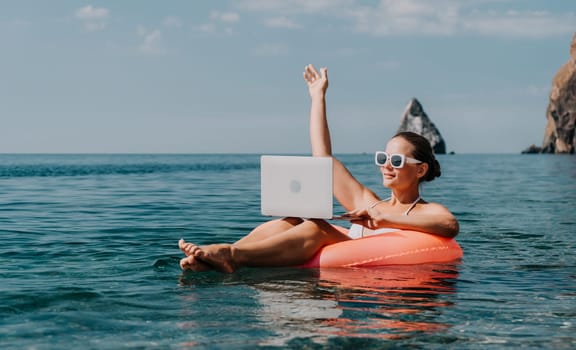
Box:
left=289, top=179, right=302, bottom=193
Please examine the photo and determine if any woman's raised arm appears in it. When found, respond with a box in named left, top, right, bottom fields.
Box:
left=303, top=64, right=378, bottom=212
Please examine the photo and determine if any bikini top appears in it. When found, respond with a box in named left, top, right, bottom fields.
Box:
left=369, top=196, right=421, bottom=216
left=348, top=196, right=421, bottom=238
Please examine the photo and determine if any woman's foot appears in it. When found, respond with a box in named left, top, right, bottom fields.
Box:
left=179, top=255, right=212, bottom=272
left=179, top=238, right=199, bottom=256
left=194, top=244, right=237, bottom=273
left=178, top=239, right=212, bottom=272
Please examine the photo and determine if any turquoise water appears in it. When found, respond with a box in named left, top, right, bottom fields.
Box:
left=0, top=154, right=575, bottom=349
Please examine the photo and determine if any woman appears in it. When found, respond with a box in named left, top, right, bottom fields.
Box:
left=179, top=64, right=459, bottom=273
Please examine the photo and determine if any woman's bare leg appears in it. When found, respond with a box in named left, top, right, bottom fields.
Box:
left=190, top=219, right=351, bottom=273
left=179, top=218, right=304, bottom=272
left=234, top=217, right=304, bottom=245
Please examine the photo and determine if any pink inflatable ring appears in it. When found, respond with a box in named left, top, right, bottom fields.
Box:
left=301, top=230, right=463, bottom=268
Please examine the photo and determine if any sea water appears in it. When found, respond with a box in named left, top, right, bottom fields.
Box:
left=0, top=153, right=574, bottom=349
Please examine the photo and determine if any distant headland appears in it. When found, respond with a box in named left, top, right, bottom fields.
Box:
left=523, top=32, right=576, bottom=154
left=397, top=98, right=447, bottom=154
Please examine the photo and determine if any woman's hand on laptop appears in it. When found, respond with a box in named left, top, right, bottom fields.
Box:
left=334, top=212, right=365, bottom=220
left=348, top=207, right=384, bottom=228
left=340, top=207, right=369, bottom=222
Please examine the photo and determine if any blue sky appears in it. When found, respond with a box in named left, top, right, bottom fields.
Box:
left=1, top=1, right=574, bottom=154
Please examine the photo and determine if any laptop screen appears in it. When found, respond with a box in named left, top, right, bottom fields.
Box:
left=260, top=156, right=333, bottom=219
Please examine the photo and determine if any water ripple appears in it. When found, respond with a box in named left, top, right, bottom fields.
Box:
left=1, top=154, right=576, bottom=349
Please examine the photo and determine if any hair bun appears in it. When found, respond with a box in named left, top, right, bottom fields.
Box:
left=432, top=158, right=441, bottom=180
left=393, top=131, right=442, bottom=183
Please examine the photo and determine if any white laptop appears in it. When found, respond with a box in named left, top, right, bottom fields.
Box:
left=260, top=155, right=356, bottom=220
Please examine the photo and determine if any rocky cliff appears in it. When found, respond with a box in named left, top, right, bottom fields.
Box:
left=540, top=33, right=576, bottom=154
left=397, top=98, right=446, bottom=154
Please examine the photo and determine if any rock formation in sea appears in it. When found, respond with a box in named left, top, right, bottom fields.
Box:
left=539, top=32, right=576, bottom=154
left=397, top=98, right=446, bottom=154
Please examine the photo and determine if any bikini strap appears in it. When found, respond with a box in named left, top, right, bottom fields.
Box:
left=369, top=196, right=420, bottom=215
left=404, top=196, right=421, bottom=216
left=359, top=196, right=420, bottom=238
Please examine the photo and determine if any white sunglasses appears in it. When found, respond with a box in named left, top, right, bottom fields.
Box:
left=374, top=151, right=422, bottom=168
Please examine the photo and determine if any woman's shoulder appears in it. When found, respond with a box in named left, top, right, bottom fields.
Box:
left=419, top=200, right=454, bottom=215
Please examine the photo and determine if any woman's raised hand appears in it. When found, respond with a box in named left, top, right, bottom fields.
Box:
left=303, top=64, right=328, bottom=99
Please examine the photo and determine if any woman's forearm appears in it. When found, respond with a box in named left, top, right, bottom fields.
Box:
left=310, top=95, right=332, bottom=156
left=380, top=214, right=460, bottom=238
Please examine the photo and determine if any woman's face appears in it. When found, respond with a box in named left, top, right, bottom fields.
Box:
left=379, top=137, right=425, bottom=189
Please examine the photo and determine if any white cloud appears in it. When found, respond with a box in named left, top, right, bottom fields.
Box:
left=75, top=5, right=109, bottom=20
left=75, top=5, right=109, bottom=32
left=463, top=11, right=575, bottom=38
left=199, top=23, right=216, bottom=33
left=198, top=11, right=240, bottom=34
left=135, top=17, right=181, bottom=55
left=137, top=27, right=165, bottom=55
left=237, top=0, right=354, bottom=14
left=263, top=16, right=301, bottom=29
left=236, top=0, right=575, bottom=38
left=350, top=2, right=457, bottom=36
left=354, top=1, right=575, bottom=37
left=381, top=0, right=437, bottom=17
left=210, top=11, right=240, bottom=23
left=163, top=16, right=183, bottom=28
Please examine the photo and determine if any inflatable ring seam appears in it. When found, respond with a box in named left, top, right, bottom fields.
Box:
left=301, top=230, right=463, bottom=268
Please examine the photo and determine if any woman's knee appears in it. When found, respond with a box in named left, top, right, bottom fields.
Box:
left=281, top=217, right=305, bottom=226
left=306, top=218, right=335, bottom=232
left=255, top=217, right=302, bottom=231
left=306, top=219, right=351, bottom=242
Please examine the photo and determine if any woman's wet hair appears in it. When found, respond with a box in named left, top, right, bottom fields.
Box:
left=393, top=131, right=441, bottom=182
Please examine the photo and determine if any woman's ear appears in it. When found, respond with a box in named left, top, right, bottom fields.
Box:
left=416, top=163, right=428, bottom=179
